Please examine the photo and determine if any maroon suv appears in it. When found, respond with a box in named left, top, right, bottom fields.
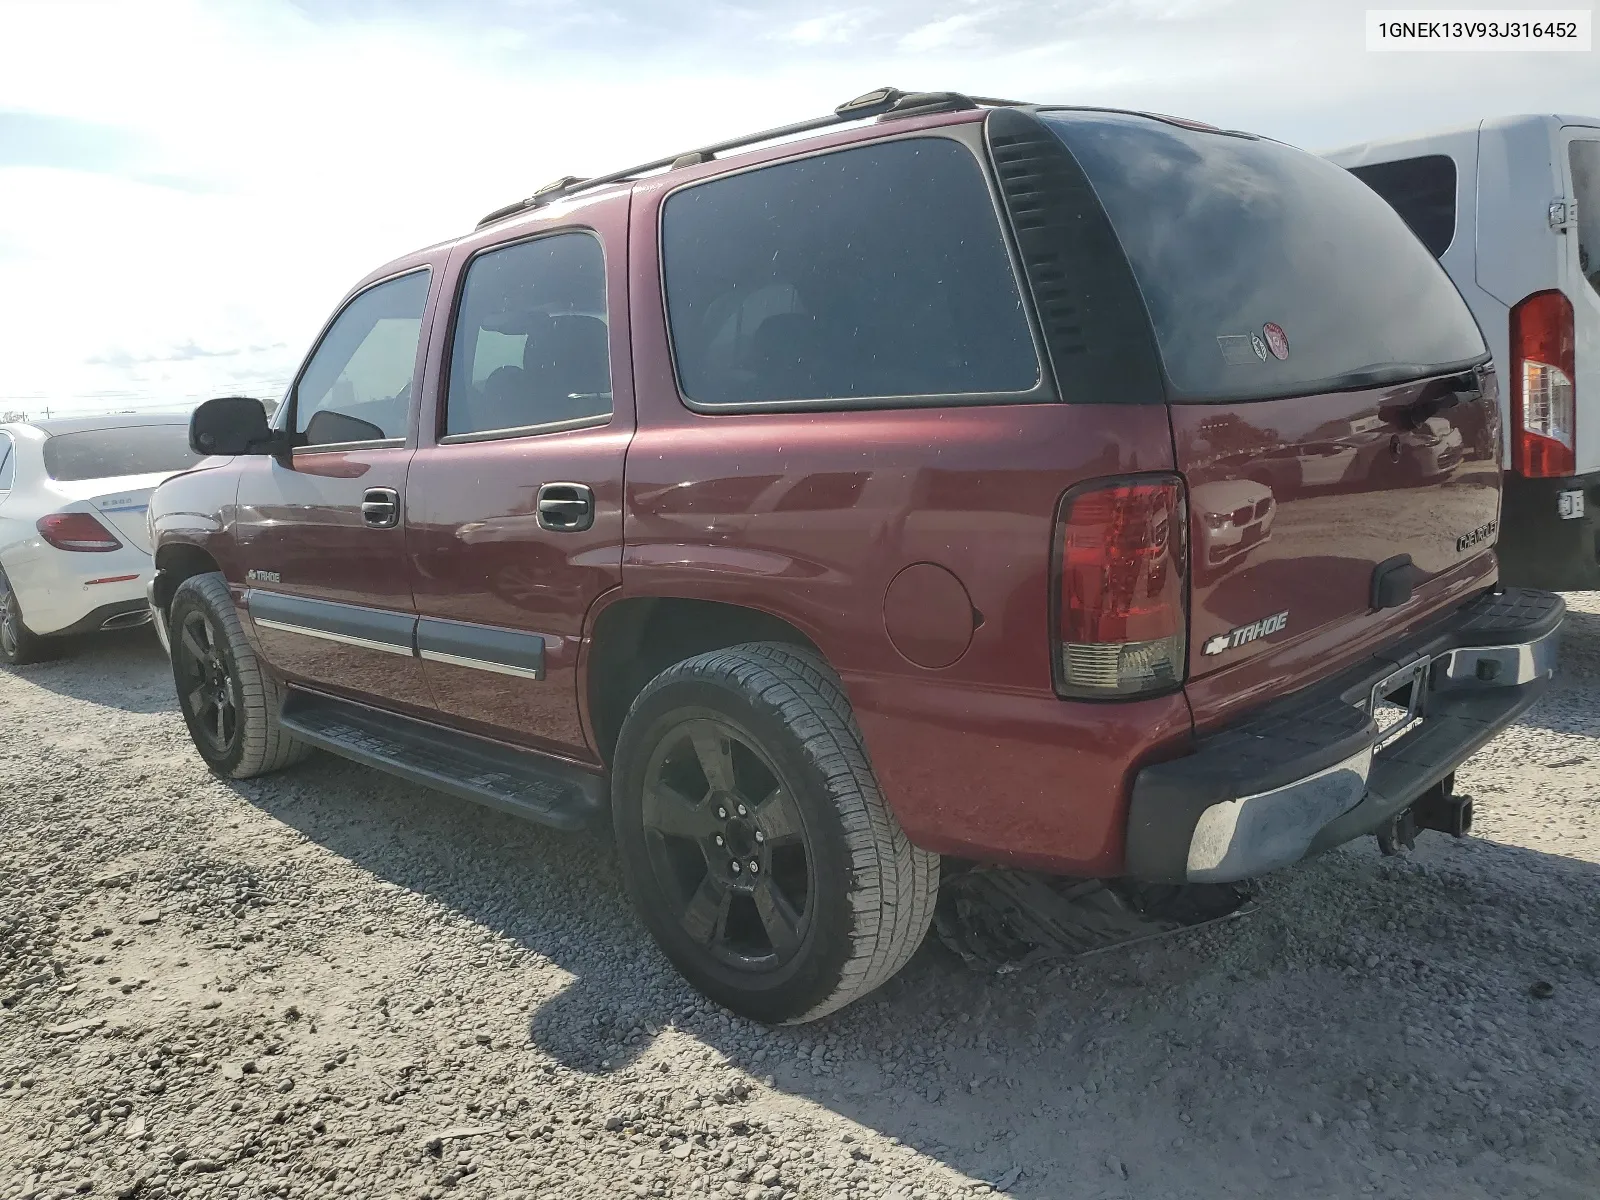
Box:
left=148, top=89, right=1563, bottom=1023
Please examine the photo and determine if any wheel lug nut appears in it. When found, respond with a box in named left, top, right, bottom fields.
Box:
left=754, top=830, right=764, bottom=843
left=714, top=834, right=724, bottom=846
left=730, top=861, right=741, bottom=874
left=749, top=861, right=759, bottom=874
left=736, top=804, right=747, bottom=817
left=717, top=807, right=728, bottom=820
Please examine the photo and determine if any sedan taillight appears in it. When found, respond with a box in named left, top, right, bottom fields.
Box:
left=37, top=512, right=123, bottom=552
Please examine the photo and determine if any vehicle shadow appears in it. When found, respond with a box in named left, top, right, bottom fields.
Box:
left=4, top=626, right=178, bottom=714
left=215, top=595, right=1600, bottom=1198
left=232, top=745, right=1600, bottom=1199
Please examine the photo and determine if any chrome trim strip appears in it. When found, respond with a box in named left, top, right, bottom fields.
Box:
left=419, top=648, right=544, bottom=680
left=253, top=618, right=416, bottom=657
left=1187, top=746, right=1374, bottom=882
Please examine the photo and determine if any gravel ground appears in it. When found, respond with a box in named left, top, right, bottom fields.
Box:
left=2, top=597, right=1598, bottom=1200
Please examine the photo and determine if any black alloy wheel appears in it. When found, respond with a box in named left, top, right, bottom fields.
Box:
left=175, top=607, right=241, bottom=756
left=640, top=715, right=815, bottom=971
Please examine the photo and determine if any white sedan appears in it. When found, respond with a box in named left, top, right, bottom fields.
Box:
left=0, top=412, right=203, bottom=664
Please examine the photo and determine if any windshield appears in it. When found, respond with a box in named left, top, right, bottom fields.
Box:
left=1037, top=111, right=1487, bottom=401
left=42, top=424, right=203, bottom=482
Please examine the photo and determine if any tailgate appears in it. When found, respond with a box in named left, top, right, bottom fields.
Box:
left=1176, top=370, right=1501, bottom=680
left=1032, top=110, right=1499, bottom=696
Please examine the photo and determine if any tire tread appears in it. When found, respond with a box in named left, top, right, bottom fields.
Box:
left=641, top=641, right=938, bottom=1023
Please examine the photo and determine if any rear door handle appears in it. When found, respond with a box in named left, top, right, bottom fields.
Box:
left=536, top=483, right=595, bottom=532
left=361, top=487, right=400, bottom=528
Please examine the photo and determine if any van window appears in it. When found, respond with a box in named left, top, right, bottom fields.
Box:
left=661, top=138, right=1040, bottom=407
left=1574, top=139, right=1600, bottom=297
left=0, top=433, right=13, bottom=490
left=445, top=233, right=611, bottom=438
left=1346, top=155, right=1457, bottom=258
left=1038, top=111, right=1487, bottom=402
left=294, top=270, right=430, bottom=446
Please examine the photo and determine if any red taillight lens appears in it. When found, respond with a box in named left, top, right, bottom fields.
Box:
left=37, top=512, right=123, bottom=553
left=1510, top=290, right=1576, bottom=478
left=1055, top=475, right=1187, bottom=697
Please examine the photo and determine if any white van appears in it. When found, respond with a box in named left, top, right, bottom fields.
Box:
left=1327, top=115, right=1600, bottom=591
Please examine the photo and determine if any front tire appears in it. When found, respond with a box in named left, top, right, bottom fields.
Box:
left=170, top=572, right=309, bottom=779
left=0, top=570, right=60, bottom=666
left=612, top=642, right=938, bottom=1024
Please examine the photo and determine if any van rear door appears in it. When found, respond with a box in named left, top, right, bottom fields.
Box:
left=1034, top=111, right=1499, bottom=712
left=1563, top=128, right=1600, bottom=472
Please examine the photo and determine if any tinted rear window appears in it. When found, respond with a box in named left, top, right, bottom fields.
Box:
left=662, top=137, right=1039, bottom=408
left=1347, top=155, right=1458, bottom=258
left=43, top=424, right=202, bottom=482
left=1038, top=112, right=1486, bottom=402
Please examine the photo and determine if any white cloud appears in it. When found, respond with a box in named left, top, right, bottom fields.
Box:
left=0, top=0, right=1596, bottom=415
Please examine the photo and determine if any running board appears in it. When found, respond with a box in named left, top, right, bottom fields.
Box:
left=279, top=690, right=606, bottom=832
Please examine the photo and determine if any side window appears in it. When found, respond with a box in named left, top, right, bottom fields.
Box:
left=444, top=233, right=611, bottom=439
left=1347, top=155, right=1458, bottom=259
left=1573, top=139, right=1600, bottom=297
left=661, top=138, right=1040, bottom=407
left=294, top=270, right=431, bottom=447
left=0, top=434, right=13, bottom=491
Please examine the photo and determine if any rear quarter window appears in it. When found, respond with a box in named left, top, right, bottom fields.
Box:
left=42, top=425, right=202, bottom=482
left=661, top=137, right=1041, bottom=409
left=1038, top=112, right=1486, bottom=402
left=1346, top=154, right=1458, bottom=258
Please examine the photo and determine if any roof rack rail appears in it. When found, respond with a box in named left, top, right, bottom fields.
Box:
left=474, top=88, right=1029, bottom=229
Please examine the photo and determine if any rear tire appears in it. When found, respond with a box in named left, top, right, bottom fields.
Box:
left=612, top=642, right=938, bottom=1024
left=0, top=570, right=61, bottom=666
left=170, top=572, right=309, bottom=779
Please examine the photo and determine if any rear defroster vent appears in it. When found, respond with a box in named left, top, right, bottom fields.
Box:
left=984, top=109, right=1165, bottom=406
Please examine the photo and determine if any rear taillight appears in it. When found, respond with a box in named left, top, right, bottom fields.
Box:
left=1510, top=290, right=1576, bottom=478
left=1054, top=475, right=1187, bottom=698
left=37, top=512, right=123, bottom=552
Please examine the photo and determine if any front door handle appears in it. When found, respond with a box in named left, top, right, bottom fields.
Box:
left=536, top=483, right=595, bottom=532
left=361, top=487, right=400, bottom=528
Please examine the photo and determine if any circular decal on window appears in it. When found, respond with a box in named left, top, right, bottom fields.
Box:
left=1250, top=333, right=1268, bottom=361
left=1262, top=322, right=1290, bottom=361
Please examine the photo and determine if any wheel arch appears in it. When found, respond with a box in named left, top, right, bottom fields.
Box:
left=152, top=541, right=223, bottom=618
left=584, top=595, right=824, bottom=768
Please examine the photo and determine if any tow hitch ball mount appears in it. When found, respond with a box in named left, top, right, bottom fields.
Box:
left=1377, top=772, right=1474, bottom=856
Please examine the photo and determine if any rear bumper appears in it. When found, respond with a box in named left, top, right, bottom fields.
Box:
left=1497, top=469, right=1600, bottom=591
left=1126, top=588, right=1564, bottom=884
left=5, top=544, right=154, bottom=636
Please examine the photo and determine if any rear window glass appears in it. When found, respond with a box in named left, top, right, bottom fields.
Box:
left=661, top=137, right=1039, bottom=407
left=1038, top=112, right=1486, bottom=402
left=42, top=424, right=202, bottom=482
left=1347, top=154, right=1458, bottom=258
left=1574, top=138, right=1600, bottom=298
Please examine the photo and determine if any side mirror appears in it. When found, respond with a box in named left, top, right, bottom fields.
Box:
left=189, top=396, right=284, bottom=456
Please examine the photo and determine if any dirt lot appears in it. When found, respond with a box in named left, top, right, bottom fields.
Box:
left=2, top=597, right=1598, bottom=1200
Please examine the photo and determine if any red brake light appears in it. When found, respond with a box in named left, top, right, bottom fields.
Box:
left=37, top=512, right=123, bottom=553
left=1510, top=290, right=1576, bottom=478
left=1055, top=475, right=1187, bottom=697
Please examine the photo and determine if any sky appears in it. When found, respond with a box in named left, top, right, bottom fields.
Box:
left=0, top=0, right=1596, bottom=418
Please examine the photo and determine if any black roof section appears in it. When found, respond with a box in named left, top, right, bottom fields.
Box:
left=475, top=88, right=1027, bottom=229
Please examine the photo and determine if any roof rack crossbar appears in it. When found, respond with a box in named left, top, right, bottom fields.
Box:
left=474, top=87, right=1025, bottom=229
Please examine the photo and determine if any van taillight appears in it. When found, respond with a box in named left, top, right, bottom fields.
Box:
left=37, top=512, right=122, bottom=552
left=1510, top=290, right=1576, bottom=478
left=1054, top=475, right=1186, bottom=698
